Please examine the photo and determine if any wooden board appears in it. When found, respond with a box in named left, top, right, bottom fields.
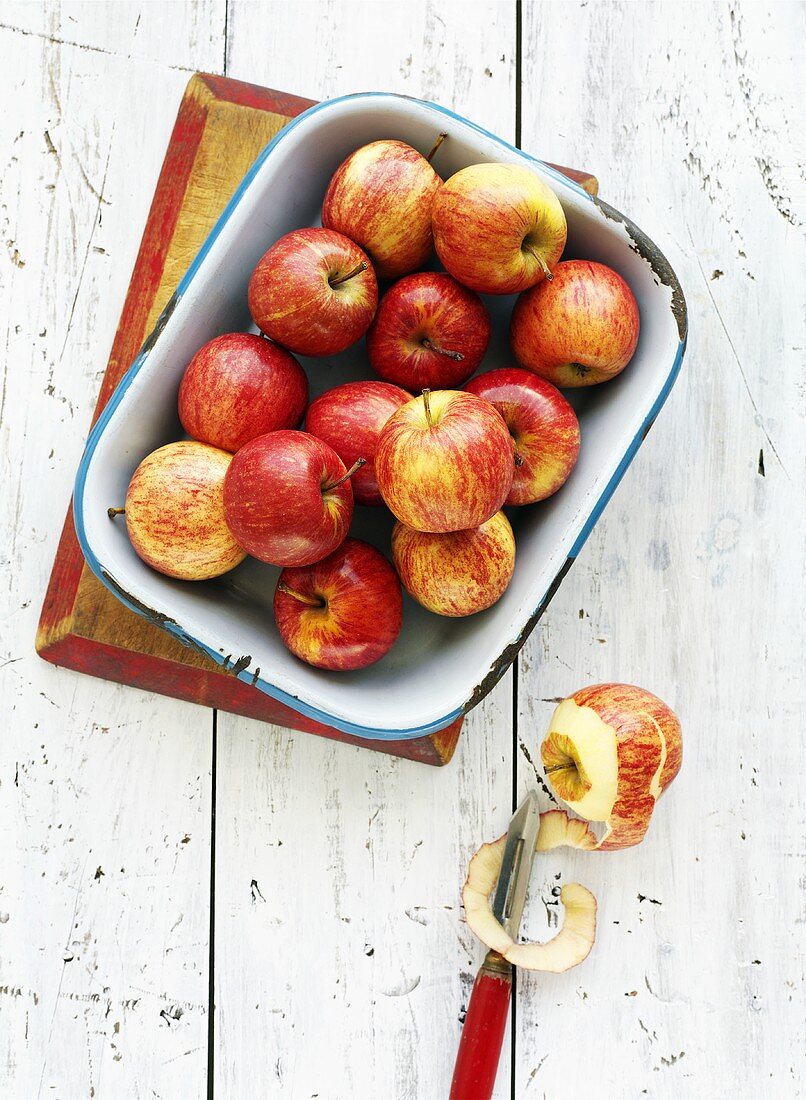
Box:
left=33, top=71, right=461, bottom=766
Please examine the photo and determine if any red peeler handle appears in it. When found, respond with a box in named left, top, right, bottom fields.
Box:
left=449, top=950, right=513, bottom=1100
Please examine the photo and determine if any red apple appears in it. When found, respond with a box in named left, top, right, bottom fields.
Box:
left=464, top=367, right=580, bottom=505
left=114, top=441, right=245, bottom=581
left=540, top=683, right=682, bottom=850
left=273, top=537, right=403, bottom=670
left=375, top=389, right=513, bottom=533
left=366, top=272, right=491, bottom=390
left=432, top=162, right=567, bottom=294
left=222, top=430, right=358, bottom=567
left=178, top=333, right=308, bottom=453
left=391, top=511, right=515, bottom=617
left=248, top=228, right=378, bottom=357
left=305, top=381, right=411, bottom=506
left=321, top=139, right=442, bottom=279
left=510, top=260, right=640, bottom=387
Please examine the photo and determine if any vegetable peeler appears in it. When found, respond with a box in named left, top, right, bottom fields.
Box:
left=449, top=790, right=541, bottom=1099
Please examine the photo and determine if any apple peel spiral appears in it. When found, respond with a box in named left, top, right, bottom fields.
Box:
left=462, top=810, right=598, bottom=973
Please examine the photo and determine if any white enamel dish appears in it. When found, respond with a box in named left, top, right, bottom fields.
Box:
left=74, top=92, right=687, bottom=741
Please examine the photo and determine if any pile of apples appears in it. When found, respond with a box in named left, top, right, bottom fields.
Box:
left=114, top=135, right=640, bottom=672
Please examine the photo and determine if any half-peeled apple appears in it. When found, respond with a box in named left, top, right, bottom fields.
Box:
left=463, top=684, right=682, bottom=972
left=463, top=810, right=597, bottom=973
left=540, top=683, right=682, bottom=850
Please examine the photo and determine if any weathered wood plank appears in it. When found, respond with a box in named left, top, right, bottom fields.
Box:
left=0, top=0, right=226, bottom=73
left=215, top=3, right=518, bottom=1096
left=516, top=2, right=805, bottom=1096
left=215, top=678, right=513, bottom=1099
left=0, top=5, right=225, bottom=1095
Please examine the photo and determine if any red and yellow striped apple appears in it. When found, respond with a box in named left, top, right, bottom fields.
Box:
left=304, top=380, right=411, bottom=507
left=178, top=333, right=308, bottom=453
left=222, top=431, right=358, bottom=567
left=465, top=367, right=580, bottom=505
left=117, top=441, right=245, bottom=581
left=248, top=228, right=378, bottom=357
left=322, top=140, right=442, bottom=279
left=375, top=390, right=513, bottom=533
left=511, top=260, right=640, bottom=387
left=366, top=272, right=491, bottom=390
left=432, top=163, right=567, bottom=295
left=391, top=510, right=515, bottom=617
left=540, top=683, right=682, bottom=850
left=273, top=537, right=403, bottom=671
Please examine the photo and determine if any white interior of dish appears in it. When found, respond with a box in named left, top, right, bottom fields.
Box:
left=76, top=94, right=682, bottom=736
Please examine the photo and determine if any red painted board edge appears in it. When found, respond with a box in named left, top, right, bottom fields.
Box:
left=42, top=632, right=460, bottom=764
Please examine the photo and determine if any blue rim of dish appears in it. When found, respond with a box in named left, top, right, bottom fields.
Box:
left=73, top=91, right=687, bottom=743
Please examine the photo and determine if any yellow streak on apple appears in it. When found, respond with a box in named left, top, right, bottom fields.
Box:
left=644, top=710, right=668, bottom=800
left=295, top=610, right=340, bottom=665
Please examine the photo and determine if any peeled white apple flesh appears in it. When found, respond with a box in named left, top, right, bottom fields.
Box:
left=540, top=684, right=682, bottom=850
left=462, top=811, right=597, bottom=973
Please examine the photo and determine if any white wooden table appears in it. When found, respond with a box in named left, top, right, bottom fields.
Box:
left=2, top=2, right=804, bottom=1097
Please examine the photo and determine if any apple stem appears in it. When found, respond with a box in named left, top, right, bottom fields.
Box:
left=329, top=260, right=368, bottom=288
left=276, top=583, right=325, bottom=609
left=545, top=763, right=576, bottom=775
left=523, top=243, right=554, bottom=282
left=107, top=507, right=125, bottom=519
left=426, top=131, right=448, bottom=164
left=422, top=338, right=464, bottom=362
left=322, top=457, right=366, bottom=493
left=422, top=388, right=434, bottom=427
left=514, top=453, right=524, bottom=467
